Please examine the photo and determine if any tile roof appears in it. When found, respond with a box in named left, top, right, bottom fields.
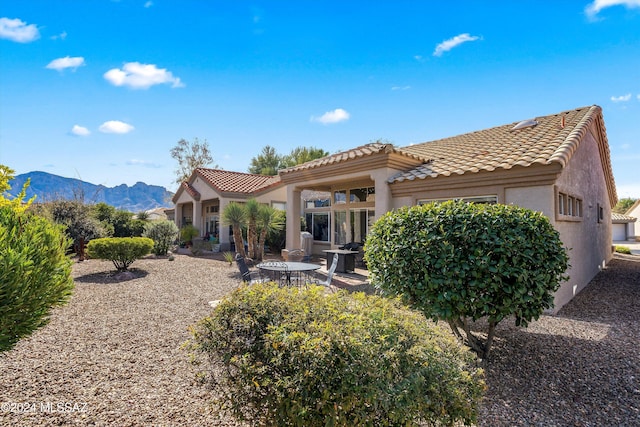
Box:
left=195, top=168, right=281, bottom=194
left=181, top=182, right=200, bottom=200
left=612, top=212, right=637, bottom=223
left=390, top=105, right=606, bottom=182
left=279, top=142, right=425, bottom=174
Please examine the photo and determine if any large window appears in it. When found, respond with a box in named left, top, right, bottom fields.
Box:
left=350, top=209, right=374, bottom=243
left=334, top=211, right=347, bottom=245
left=306, top=212, right=329, bottom=242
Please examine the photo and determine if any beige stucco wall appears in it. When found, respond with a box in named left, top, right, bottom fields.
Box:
left=548, top=125, right=613, bottom=311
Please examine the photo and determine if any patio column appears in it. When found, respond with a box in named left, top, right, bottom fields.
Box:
left=372, top=169, right=392, bottom=220
left=286, top=186, right=302, bottom=250
left=193, top=200, right=203, bottom=237
left=218, top=198, right=231, bottom=250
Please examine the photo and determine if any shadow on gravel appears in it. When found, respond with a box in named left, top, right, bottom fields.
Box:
left=479, top=254, right=640, bottom=426
left=74, top=268, right=149, bottom=284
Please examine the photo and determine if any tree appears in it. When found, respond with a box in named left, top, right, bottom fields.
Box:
left=365, top=201, right=569, bottom=360
left=1, top=164, right=34, bottom=212
left=249, top=146, right=329, bottom=176
left=281, top=146, right=329, bottom=168
left=43, top=200, right=107, bottom=258
left=170, top=137, right=217, bottom=185
left=1, top=193, right=74, bottom=352
left=613, top=197, right=637, bottom=214
left=248, top=145, right=282, bottom=175
left=244, top=199, right=260, bottom=259
left=257, top=205, right=285, bottom=260
left=222, top=202, right=247, bottom=257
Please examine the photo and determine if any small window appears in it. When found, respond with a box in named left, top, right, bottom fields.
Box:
left=557, top=191, right=582, bottom=220
left=271, top=201, right=286, bottom=211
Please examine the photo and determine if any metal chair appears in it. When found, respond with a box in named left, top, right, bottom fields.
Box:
left=235, top=253, right=262, bottom=284
left=316, top=253, right=338, bottom=290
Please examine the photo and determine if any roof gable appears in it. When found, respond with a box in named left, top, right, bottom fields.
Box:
left=390, top=105, right=617, bottom=206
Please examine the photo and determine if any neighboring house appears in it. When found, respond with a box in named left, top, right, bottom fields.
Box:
left=612, top=212, right=636, bottom=241
left=622, top=199, right=640, bottom=240
left=172, top=169, right=286, bottom=251
left=279, top=105, right=617, bottom=312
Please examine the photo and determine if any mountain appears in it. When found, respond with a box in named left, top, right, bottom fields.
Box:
left=7, top=171, right=174, bottom=212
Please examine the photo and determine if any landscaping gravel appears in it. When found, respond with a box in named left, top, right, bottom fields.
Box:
left=1, top=252, right=638, bottom=426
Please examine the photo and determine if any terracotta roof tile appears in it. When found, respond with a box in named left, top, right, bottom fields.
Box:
left=181, top=182, right=200, bottom=200
left=195, top=168, right=281, bottom=194
left=612, top=212, right=637, bottom=223
left=390, top=105, right=609, bottom=184
left=279, top=142, right=426, bottom=174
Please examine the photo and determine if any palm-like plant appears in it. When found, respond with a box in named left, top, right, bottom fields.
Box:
left=222, top=202, right=247, bottom=257
left=256, top=205, right=285, bottom=260
left=245, top=199, right=260, bottom=259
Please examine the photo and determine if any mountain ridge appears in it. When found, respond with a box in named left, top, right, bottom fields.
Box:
left=7, top=171, right=174, bottom=212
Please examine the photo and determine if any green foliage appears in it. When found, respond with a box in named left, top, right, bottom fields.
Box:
left=1, top=164, right=35, bottom=211
left=38, top=200, right=106, bottom=250
left=615, top=245, right=632, bottom=254
left=365, top=201, right=569, bottom=359
left=92, top=202, right=145, bottom=237
left=86, top=237, right=153, bottom=271
left=613, top=197, right=637, bottom=214
left=222, top=251, right=234, bottom=265
left=180, top=224, right=199, bottom=243
left=143, top=220, right=179, bottom=255
left=171, top=137, right=216, bottom=185
left=1, top=205, right=74, bottom=352
left=187, top=284, right=485, bottom=426
left=249, top=145, right=329, bottom=176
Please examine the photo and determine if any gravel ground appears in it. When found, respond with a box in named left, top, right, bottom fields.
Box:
left=1, top=252, right=638, bottom=426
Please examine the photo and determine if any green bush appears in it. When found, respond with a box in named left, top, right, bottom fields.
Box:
left=365, top=201, right=569, bottom=359
left=614, top=245, right=631, bottom=254
left=143, top=220, right=179, bottom=256
left=1, top=205, right=74, bottom=352
left=180, top=224, right=199, bottom=244
left=86, top=237, right=153, bottom=271
left=187, top=283, right=485, bottom=426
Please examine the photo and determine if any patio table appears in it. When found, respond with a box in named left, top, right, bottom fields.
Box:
left=256, top=261, right=321, bottom=287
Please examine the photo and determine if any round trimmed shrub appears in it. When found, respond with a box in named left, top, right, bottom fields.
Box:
left=86, top=237, right=153, bottom=271
left=365, top=200, right=569, bottom=359
left=187, top=283, right=485, bottom=426
left=143, top=220, right=179, bottom=256
left=1, top=205, right=74, bottom=352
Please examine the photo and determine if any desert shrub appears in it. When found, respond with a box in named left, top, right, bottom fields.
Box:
left=86, top=237, right=153, bottom=271
left=180, top=224, right=199, bottom=244
left=143, top=220, right=179, bottom=255
left=187, top=283, right=485, bottom=426
left=0, top=205, right=74, bottom=352
left=365, top=200, right=569, bottom=359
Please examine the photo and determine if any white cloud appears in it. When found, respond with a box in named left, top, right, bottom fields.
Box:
left=0, top=17, right=40, bottom=43
left=585, top=0, right=640, bottom=19
left=144, top=1, right=153, bottom=7
left=51, top=31, right=67, bottom=40
left=310, top=108, right=350, bottom=124
left=104, top=62, right=184, bottom=89
left=126, top=159, right=162, bottom=168
left=611, top=93, right=632, bottom=102
left=99, top=120, right=135, bottom=134
left=46, top=56, right=85, bottom=71
left=433, top=33, right=480, bottom=57
left=413, top=55, right=425, bottom=62
left=391, top=85, right=411, bottom=91
left=71, top=125, right=90, bottom=136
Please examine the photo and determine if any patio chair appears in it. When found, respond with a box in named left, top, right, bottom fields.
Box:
left=235, top=253, right=262, bottom=284
left=316, top=253, right=338, bottom=290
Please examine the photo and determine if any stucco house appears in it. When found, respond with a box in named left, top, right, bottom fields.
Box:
left=279, top=105, right=617, bottom=311
left=612, top=212, right=637, bottom=241
left=172, top=169, right=286, bottom=250
left=620, top=199, right=640, bottom=241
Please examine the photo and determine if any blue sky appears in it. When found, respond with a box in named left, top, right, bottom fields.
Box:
left=1, top=1, right=639, bottom=199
